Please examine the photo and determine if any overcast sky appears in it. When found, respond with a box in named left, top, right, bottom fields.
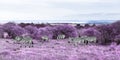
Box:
left=0, top=0, right=120, bottom=23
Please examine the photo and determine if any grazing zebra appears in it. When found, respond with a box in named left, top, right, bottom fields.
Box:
left=14, top=36, right=23, bottom=44
left=57, top=34, right=65, bottom=39
left=68, top=37, right=85, bottom=46
left=21, top=35, right=33, bottom=47
left=68, top=36, right=97, bottom=46
left=41, top=36, right=49, bottom=42
left=14, top=35, right=33, bottom=48
left=83, top=36, right=97, bottom=44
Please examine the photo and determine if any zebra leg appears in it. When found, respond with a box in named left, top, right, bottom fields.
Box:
left=84, top=40, right=88, bottom=45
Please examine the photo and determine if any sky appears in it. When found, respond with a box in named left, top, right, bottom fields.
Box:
left=0, top=0, right=120, bottom=23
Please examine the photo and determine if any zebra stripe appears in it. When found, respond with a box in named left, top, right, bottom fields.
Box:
left=57, top=34, right=65, bottom=39
left=41, top=36, right=49, bottom=42
left=68, top=36, right=97, bottom=45
left=14, top=36, right=33, bottom=48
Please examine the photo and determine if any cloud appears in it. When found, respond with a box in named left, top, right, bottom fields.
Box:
left=0, top=0, right=120, bottom=22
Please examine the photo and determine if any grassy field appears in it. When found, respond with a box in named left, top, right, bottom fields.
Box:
left=0, top=39, right=120, bottom=60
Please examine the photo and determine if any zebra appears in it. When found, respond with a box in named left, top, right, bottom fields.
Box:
left=14, top=35, right=33, bottom=48
left=21, top=35, right=33, bottom=48
left=14, top=36, right=23, bottom=44
left=68, top=36, right=97, bottom=46
left=82, top=36, right=97, bottom=44
left=57, top=34, right=65, bottom=40
left=68, top=37, right=85, bottom=46
left=40, top=36, right=49, bottom=42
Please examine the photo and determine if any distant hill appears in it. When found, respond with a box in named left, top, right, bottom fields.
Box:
left=87, top=20, right=116, bottom=24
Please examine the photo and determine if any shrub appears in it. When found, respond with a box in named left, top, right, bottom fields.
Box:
left=96, top=24, right=113, bottom=45
left=52, top=24, right=78, bottom=39
left=18, top=23, right=27, bottom=27
left=33, top=26, right=53, bottom=40
left=9, top=26, right=26, bottom=38
left=24, top=25, right=38, bottom=34
left=84, top=24, right=90, bottom=28
left=114, top=35, right=120, bottom=45
left=43, top=26, right=54, bottom=39
left=111, top=21, right=120, bottom=36
left=75, top=24, right=84, bottom=29
left=80, top=28, right=101, bottom=44
left=2, top=22, right=17, bottom=38
left=80, top=28, right=100, bottom=36
left=0, top=26, right=4, bottom=38
left=24, top=25, right=38, bottom=38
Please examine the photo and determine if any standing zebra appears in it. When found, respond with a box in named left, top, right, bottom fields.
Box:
left=68, top=37, right=85, bottom=46
left=83, top=36, right=97, bottom=44
left=68, top=36, right=97, bottom=46
left=41, top=36, right=49, bottom=42
left=14, top=35, right=33, bottom=48
left=57, top=34, right=65, bottom=39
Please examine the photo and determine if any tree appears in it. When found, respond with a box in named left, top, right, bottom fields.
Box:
left=114, top=34, right=120, bottom=45
left=9, top=26, right=26, bottom=38
left=33, top=26, right=54, bottom=40
left=52, top=24, right=78, bottom=39
left=0, top=26, right=4, bottom=38
left=2, top=22, right=17, bottom=38
left=96, top=24, right=113, bottom=45
left=80, top=28, right=101, bottom=44
left=24, top=25, right=38, bottom=38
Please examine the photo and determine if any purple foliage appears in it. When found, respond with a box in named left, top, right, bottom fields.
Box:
left=80, top=28, right=101, bottom=37
left=96, top=24, right=113, bottom=45
left=1, top=38, right=120, bottom=60
left=18, top=23, right=51, bottom=28
left=33, top=26, right=54, bottom=40
left=52, top=24, right=78, bottom=39
left=84, top=24, right=91, bottom=28
left=111, top=21, right=120, bottom=36
left=75, top=24, right=84, bottom=29
left=114, top=35, right=120, bottom=45
left=18, top=23, right=27, bottom=27
left=92, top=24, right=96, bottom=27
left=24, top=25, right=38, bottom=38
left=24, top=25, right=38, bottom=34
left=9, top=26, right=26, bottom=38
left=0, top=26, right=4, bottom=38
left=2, top=22, right=17, bottom=32
left=2, top=22, right=17, bottom=38
left=80, top=28, right=101, bottom=43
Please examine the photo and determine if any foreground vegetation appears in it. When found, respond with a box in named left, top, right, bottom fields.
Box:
left=0, top=39, right=120, bottom=60
left=0, top=21, right=120, bottom=60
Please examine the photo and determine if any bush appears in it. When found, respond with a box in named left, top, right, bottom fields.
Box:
left=24, top=25, right=38, bottom=38
left=75, top=24, right=84, bottom=29
left=9, top=26, right=26, bottom=38
left=80, top=28, right=101, bottom=44
left=33, top=26, right=54, bottom=40
left=80, top=28, right=101, bottom=36
left=96, top=24, right=113, bottom=45
left=52, top=24, right=78, bottom=39
left=2, top=22, right=17, bottom=37
left=84, top=24, right=90, bottom=28
left=114, top=35, right=120, bottom=45
left=111, top=21, right=120, bottom=36
left=0, top=26, right=4, bottom=38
